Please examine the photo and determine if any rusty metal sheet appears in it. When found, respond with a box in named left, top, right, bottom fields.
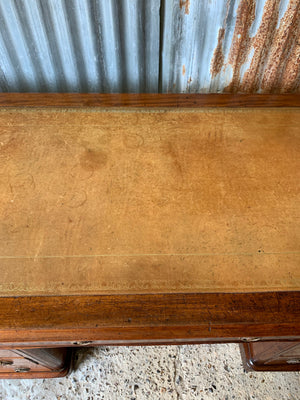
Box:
left=162, top=0, right=300, bottom=93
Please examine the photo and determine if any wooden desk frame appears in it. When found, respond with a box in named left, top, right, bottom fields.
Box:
left=0, top=94, right=299, bottom=376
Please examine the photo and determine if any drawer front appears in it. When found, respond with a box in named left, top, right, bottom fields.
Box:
left=241, top=341, right=300, bottom=371
left=0, top=348, right=71, bottom=378
left=0, top=357, right=51, bottom=373
left=0, top=350, right=18, bottom=359
left=265, top=344, right=300, bottom=366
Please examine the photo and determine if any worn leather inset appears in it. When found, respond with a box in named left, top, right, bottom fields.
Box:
left=0, top=108, right=299, bottom=295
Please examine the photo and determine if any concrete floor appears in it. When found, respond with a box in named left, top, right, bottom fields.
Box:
left=0, top=344, right=299, bottom=399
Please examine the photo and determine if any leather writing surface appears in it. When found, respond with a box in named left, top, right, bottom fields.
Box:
left=0, top=108, right=299, bottom=295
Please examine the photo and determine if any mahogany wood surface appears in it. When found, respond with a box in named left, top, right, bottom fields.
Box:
left=241, top=342, right=300, bottom=372
left=0, top=369, right=70, bottom=380
left=0, top=348, right=71, bottom=379
left=14, top=348, right=69, bottom=370
left=0, top=93, right=300, bottom=108
left=0, top=292, right=299, bottom=347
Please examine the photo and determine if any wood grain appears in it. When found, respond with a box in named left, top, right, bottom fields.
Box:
left=0, top=348, right=71, bottom=378
left=0, top=107, right=299, bottom=296
left=0, top=93, right=300, bottom=108
left=241, top=342, right=300, bottom=371
left=0, top=369, right=70, bottom=380
left=0, top=292, right=299, bottom=346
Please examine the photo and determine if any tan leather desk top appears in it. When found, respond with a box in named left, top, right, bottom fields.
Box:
left=0, top=108, right=299, bottom=296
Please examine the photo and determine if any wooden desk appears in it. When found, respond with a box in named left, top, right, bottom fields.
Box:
left=0, top=94, right=299, bottom=377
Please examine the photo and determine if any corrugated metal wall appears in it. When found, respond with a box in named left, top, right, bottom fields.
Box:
left=0, top=0, right=299, bottom=93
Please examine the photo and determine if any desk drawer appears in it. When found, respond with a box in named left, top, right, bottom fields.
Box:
left=0, top=350, right=16, bottom=359
left=0, top=356, right=50, bottom=373
left=0, top=348, right=71, bottom=379
left=241, top=341, right=300, bottom=371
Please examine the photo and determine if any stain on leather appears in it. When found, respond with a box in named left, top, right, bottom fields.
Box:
left=80, top=148, right=108, bottom=171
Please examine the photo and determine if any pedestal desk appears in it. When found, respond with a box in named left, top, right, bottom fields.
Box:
left=0, top=94, right=299, bottom=378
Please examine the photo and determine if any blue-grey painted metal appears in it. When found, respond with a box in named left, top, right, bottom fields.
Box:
left=161, top=0, right=238, bottom=93
left=0, top=0, right=161, bottom=93
left=0, top=0, right=299, bottom=93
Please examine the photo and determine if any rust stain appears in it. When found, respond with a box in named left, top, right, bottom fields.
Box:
left=240, top=0, right=281, bottom=93
left=211, top=28, right=225, bottom=78
left=280, top=32, right=300, bottom=93
left=182, top=64, right=186, bottom=76
left=224, top=0, right=256, bottom=93
left=216, top=0, right=300, bottom=93
left=261, top=0, right=300, bottom=93
left=179, top=0, right=190, bottom=15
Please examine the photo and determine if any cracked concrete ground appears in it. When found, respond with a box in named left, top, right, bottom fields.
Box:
left=0, top=344, right=299, bottom=399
